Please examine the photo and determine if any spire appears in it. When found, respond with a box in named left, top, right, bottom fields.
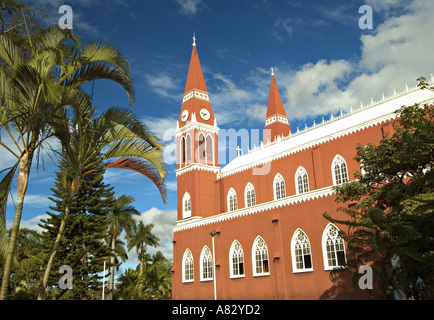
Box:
left=184, top=34, right=207, bottom=94
left=264, top=68, right=291, bottom=143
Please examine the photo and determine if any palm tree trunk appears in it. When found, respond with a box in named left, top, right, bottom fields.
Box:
left=38, top=171, right=81, bottom=300
left=107, top=234, right=116, bottom=300
left=0, top=152, right=32, bottom=300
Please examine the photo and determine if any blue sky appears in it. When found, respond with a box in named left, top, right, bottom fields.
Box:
left=2, top=0, right=434, bottom=271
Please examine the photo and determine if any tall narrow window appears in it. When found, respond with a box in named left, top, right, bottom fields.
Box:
left=322, top=224, right=347, bottom=270
left=291, top=229, right=313, bottom=272
left=229, top=240, right=245, bottom=278
left=198, top=133, right=206, bottom=162
left=252, top=236, right=269, bottom=276
left=245, top=183, right=256, bottom=208
left=200, top=246, right=213, bottom=281
left=206, top=135, right=213, bottom=165
left=182, top=249, right=194, bottom=282
left=180, top=136, right=186, bottom=166
left=186, top=134, right=192, bottom=163
left=295, top=166, right=309, bottom=194
left=182, top=192, right=191, bottom=219
left=227, top=188, right=238, bottom=212
left=332, top=155, right=349, bottom=185
left=274, top=174, right=286, bottom=200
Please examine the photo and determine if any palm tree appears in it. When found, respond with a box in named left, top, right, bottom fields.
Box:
left=128, top=222, right=160, bottom=275
left=106, top=194, right=140, bottom=300
left=0, top=26, right=83, bottom=300
left=38, top=104, right=167, bottom=299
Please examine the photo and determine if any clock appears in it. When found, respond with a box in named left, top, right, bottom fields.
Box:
left=200, top=108, right=210, bottom=121
left=181, top=110, right=189, bottom=122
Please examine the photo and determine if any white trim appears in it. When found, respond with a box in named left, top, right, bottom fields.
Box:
left=176, top=163, right=220, bottom=177
left=183, top=89, right=210, bottom=104
left=173, top=186, right=335, bottom=232
left=175, top=115, right=219, bottom=137
left=220, top=87, right=434, bottom=177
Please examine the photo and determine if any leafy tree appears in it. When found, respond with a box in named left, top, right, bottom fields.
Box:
left=324, top=102, right=434, bottom=299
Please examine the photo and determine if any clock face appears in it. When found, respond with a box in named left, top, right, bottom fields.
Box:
left=181, top=110, right=189, bottom=122
left=200, top=108, right=210, bottom=121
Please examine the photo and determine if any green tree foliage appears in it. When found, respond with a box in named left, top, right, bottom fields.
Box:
left=115, top=251, right=172, bottom=300
left=39, top=152, right=115, bottom=300
left=324, top=102, right=434, bottom=299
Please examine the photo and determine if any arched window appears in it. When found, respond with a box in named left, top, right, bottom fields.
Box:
left=180, top=136, right=186, bottom=166
left=291, top=229, right=313, bottom=272
left=229, top=240, right=245, bottom=278
left=200, top=246, right=213, bottom=281
left=182, top=249, right=194, bottom=282
left=182, top=192, right=191, bottom=219
left=245, top=183, right=256, bottom=208
left=295, top=166, right=309, bottom=194
left=206, top=134, right=214, bottom=165
left=186, top=134, right=192, bottom=163
left=252, top=236, right=269, bottom=276
left=322, top=224, right=347, bottom=270
left=273, top=174, right=286, bottom=200
left=227, top=188, right=238, bottom=212
left=198, top=133, right=206, bottom=162
left=332, top=155, right=349, bottom=185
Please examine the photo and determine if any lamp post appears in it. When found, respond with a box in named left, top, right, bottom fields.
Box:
left=210, top=231, right=217, bottom=300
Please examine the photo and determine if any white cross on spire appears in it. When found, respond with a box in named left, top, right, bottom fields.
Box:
left=192, top=33, right=196, bottom=46
left=271, top=67, right=274, bottom=76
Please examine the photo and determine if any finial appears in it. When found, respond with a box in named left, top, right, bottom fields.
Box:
left=271, top=67, right=274, bottom=76
left=192, top=33, right=196, bottom=46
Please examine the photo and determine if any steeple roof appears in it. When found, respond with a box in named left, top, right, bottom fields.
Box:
left=266, top=69, right=288, bottom=119
left=264, top=69, right=291, bottom=142
left=184, top=35, right=207, bottom=94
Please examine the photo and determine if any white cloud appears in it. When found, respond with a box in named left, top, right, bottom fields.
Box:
left=175, top=0, right=204, bottom=16
left=7, top=194, right=52, bottom=209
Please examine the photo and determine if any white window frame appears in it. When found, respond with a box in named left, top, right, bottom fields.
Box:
left=332, top=154, right=349, bottom=185
left=182, top=192, right=191, bottom=219
left=322, top=223, right=347, bottom=271
left=291, top=229, right=313, bottom=273
left=295, top=166, right=309, bottom=195
left=244, top=182, right=256, bottom=208
left=252, top=236, right=270, bottom=277
left=273, top=173, right=286, bottom=200
left=200, top=246, right=213, bottom=281
left=227, top=188, right=238, bottom=212
left=229, top=240, right=245, bottom=279
left=182, top=249, right=194, bottom=283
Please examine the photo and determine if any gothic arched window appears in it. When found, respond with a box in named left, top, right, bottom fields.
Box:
left=332, top=155, right=349, bottom=185
left=274, top=173, right=286, bottom=200
left=229, top=240, right=245, bottom=278
left=182, top=192, right=191, bottom=219
left=291, top=229, right=313, bottom=272
left=252, top=236, right=269, bottom=276
left=322, top=224, right=347, bottom=270
left=182, top=249, right=194, bottom=282
left=245, top=183, right=256, bottom=208
left=200, top=246, right=213, bottom=281
left=295, top=166, right=309, bottom=194
left=227, top=188, right=238, bottom=212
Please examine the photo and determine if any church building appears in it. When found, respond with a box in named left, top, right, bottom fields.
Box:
left=171, top=37, right=434, bottom=300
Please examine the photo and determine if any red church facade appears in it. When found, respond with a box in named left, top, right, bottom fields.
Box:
left=171, top=38, right=434, bottom=300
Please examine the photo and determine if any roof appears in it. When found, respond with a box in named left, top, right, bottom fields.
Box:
left=220, top=85, right=434, bottom=177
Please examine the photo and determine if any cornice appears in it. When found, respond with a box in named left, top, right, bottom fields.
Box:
left=176, top=163, right=221, bottom=177
left=173, top=186, right=335, bottom=232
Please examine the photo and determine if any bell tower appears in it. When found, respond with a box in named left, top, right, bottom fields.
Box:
left=175, top=35, right=220, bottom=221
